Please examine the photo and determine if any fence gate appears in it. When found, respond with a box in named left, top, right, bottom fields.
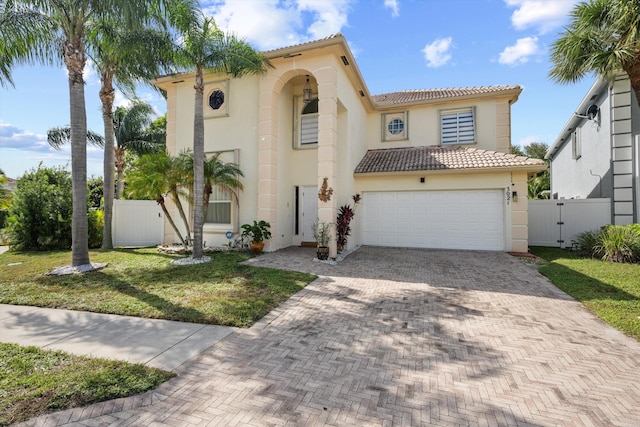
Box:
left=112, top=200, right=164, bottom=247
left=528, top=199, right=611, bottom=248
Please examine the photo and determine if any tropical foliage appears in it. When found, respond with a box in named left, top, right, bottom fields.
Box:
left=126, top=149, right=190, bottom=247
left=576, top=224, right=640, bottom=263
left=172, top=11, right=270, bottom=259
left=550, top=0, right=640, bottom=107
left=511, top=142, right=550, bottom=199
left=336, top=194, right=361, bottom=253
left=126, top=149, right=243, bottom=249
left=113, top=101, right=167, bottom=199
left=0, top=0, right=194, bottom=266
left=7, top=166, right=102, bottom=251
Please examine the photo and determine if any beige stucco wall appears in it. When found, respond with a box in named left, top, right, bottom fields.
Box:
left=366, top=97, right=510, bottom=153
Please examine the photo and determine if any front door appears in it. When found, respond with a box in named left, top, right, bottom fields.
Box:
left=301, top=186, right=318, bottom=244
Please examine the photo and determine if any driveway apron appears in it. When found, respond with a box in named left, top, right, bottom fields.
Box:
left=21, top=247, right=640, bottom=426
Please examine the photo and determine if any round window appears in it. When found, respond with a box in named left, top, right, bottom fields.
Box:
left=388, top=118, right=404, bottom=135
left=208, top=89, right=225, bottom=110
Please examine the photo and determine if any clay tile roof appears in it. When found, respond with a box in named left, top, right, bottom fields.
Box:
left=354, top=146, right=545, bottom=174
left=372, top=86, right=521, bottom=106
left=262, top=33, right=343, bottom=55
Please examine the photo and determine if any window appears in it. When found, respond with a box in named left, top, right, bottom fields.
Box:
left=301, top=99, right=319, bottom=145
left=382, top=112, right=408, bottom=141
left=204, top=150, right=239, bottom=229
left=441, top=107, right=475, bottom=145
left=206, top=186, right=232, bottom=224
left=294, top=96, right=318, bottom=147
left=203, top=79, right=229, bottom=119
left=571, top=129, right=581, bottom=159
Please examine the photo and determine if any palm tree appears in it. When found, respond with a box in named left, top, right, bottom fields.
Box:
left=550, top=0, right=640, bottom=107
left=181, top=151, right=244, bottom=223
left=126, top=149, right=189, bottom=247
left=173, top=13, right=270, bottom=259
left=45, top=101, right=165, bottom=249
left=88, top=21, right=177, bottom=249
left=0, top=0, right=182, bottom=266
left=113, top=101, right=166, bottom=199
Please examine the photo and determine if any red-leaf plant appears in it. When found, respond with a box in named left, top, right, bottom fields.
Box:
left=336, top=194, right=361, bottom=253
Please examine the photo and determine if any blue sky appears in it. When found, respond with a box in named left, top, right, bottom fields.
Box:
left=0, top=0, right=593, bottom=179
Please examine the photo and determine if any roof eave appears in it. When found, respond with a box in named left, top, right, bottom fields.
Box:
left=546, top=77, right=609, bottom=160
left=354, top=164, right=547, bottom=177
left=372, top=87, right=522, bottom=110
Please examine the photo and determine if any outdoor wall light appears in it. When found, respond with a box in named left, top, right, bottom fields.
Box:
left=512, top=191, right=518, bottom=202
left=420, top=177, right=425, bottom=183
left=303, top=75, right=312, bottom=104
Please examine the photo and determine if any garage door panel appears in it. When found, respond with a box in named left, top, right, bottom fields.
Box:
left=362, top=190, right=505, bottom=251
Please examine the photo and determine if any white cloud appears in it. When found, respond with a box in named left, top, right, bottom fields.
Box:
left=498, top=36, right=539, bottom=66
left=504, top=0, right=577, bottom=34
left=422, top=37, right=453, bottom=68
left=202, top=0, right=353, bottom=51
left=0, top=122, right=49, bottom=152
left=384, top=0, right=399, bottom=17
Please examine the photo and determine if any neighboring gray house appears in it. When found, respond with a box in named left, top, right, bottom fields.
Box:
left=546, top=74, right=639, bottom=225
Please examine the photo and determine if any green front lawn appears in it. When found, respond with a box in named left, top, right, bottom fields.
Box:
left=0, top=343, right=174, bottom=426
left=530, top=247, right=640, bottom=340
left=0, top=248, right=316, bottom=327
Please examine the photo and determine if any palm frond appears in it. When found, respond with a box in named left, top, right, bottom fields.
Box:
left=47, top=126, right=104, bottom=149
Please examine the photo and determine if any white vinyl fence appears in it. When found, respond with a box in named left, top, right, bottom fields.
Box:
left=528, top=198, right=611, bottom=248
left=112, top=200, right=164, bottom=247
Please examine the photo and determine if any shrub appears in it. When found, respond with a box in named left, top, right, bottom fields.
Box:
left=88, top=208, right=104, bottom=249
left=575, top=230, right=599, bottom=257
left=336, top=194, right=360, bottom=253
left=8, top=166, right=74, bottom=250
left=8, top=166, right=102, bottom=251
left=577, top=225, right=640, bottom=264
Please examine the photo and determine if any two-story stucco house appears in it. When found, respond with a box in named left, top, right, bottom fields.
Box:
left=153, top=34, right=545, bottom=257
left=546, top=74, right=639, bottom=225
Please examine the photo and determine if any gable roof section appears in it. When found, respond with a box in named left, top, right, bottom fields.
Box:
left=372, top=86, right=521, bottom=107
left=153, top=34, right=522, bottom=115
left=355, top=146, right=545, bottom=175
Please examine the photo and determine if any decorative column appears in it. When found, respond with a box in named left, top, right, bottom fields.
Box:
left=257, top=76, right=284, bottom=248
left=316, top=67, right=339, bottom=258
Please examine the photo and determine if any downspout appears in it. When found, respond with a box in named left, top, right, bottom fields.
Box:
left=609, top=84, right=615, bottom=224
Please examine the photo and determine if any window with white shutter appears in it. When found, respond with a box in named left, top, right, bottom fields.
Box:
left=294, top=97, right=318, bottom=147
left=440, top=107, right=476, bottom=145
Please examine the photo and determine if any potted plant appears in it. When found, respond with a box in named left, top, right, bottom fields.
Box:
left=241, top=220, right=271, bottom=253
left=313, top=220, right=332, bottom=260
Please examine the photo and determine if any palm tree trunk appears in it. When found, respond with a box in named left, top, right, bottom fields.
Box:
left=192, top=66, right=205, bottom=259
left=64, top=37, right=90, bottom=267
left=158, top=196, right=187, bottom=247
left=170, top=187, right=191, bottom=245
left=115, top=147, right=126, bottom=199
left=624, top=61, right=640, bottom=113
left=202, top=184, right=211, bottom=222
left=100, top=72, right=115, bottom=249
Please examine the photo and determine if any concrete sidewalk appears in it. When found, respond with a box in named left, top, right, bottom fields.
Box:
left=0, top=304, right=236, bottom=372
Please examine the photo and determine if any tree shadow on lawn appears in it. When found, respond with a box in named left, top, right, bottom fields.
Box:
left=537, top=259, right=639, bottom=303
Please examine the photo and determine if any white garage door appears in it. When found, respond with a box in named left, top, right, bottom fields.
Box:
left=362, top=190, right=505, bottom=250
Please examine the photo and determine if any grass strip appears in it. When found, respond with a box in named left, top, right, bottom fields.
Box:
left=530, top=246, right=640, bottom=340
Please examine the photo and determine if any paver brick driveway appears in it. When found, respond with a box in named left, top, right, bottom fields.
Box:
left=25, top=247, right=640, bottom=426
